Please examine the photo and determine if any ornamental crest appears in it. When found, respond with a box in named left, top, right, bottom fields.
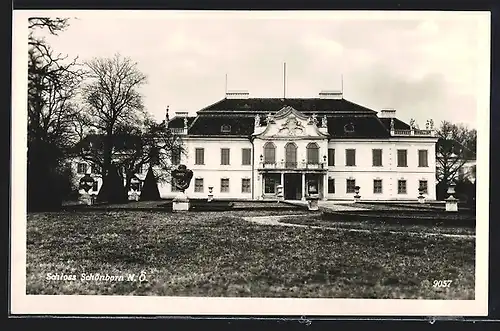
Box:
left=277, top=115, right=304, bottom=136
left=171, top=164, right=193, bottom=192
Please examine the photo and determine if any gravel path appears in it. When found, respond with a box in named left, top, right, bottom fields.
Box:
left=242, top=214, right=475, bottom=240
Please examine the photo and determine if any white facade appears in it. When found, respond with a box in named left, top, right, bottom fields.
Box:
left=159, top=106, right=438, bottom=201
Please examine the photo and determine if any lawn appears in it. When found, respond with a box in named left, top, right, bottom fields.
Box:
left=26, top=209, right=475, bottom=299
left=278, top=215, right=476, bottom=236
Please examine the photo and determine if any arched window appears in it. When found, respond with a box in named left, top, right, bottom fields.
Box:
left=285, top=142, right=297, bottom=168
left=307, top=142, right=320, bottom=164
left=263, top=142, right=276, bottom=164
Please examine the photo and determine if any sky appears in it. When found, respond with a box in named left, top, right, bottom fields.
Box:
left=33, top=11, right=489, bottom=129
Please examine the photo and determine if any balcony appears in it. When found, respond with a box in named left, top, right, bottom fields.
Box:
left=258, top=161, right=327, bottom=171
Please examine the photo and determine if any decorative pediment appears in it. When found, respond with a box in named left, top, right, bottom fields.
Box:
left=274, top=106, right=309, bottom=121
left=253, top=106, right=329, bottom=139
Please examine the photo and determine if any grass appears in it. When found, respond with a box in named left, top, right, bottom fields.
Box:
left=26, top=209, right=475, bottom=299
left=278, top=215, right=476, bottom=236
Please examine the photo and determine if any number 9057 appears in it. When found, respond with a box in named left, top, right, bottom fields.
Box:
left=433, top=280, right=452, bottom=288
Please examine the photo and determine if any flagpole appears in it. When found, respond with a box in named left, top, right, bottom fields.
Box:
left=283, top=62, right=286, bottom=99
left=341, top=74, right=344, bottom=95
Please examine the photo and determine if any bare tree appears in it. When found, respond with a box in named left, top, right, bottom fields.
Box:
left=81, top=53, right=147, bottom=201
left=75, top=118, right=185, bottom=194
left=435, top=121, right=477, bottom=186
left=27, top=17, right=85, bottom=211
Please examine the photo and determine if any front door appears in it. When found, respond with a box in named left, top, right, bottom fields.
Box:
left=284, top=173, right=302, bottom=200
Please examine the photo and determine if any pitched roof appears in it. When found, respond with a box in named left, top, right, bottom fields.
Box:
left=198, top=97, right=377, bottom=114
left=188, top=115, right=255, bottom=136
left=171, top=97, right=413, bottom=138
left=327, top=116, right=391, bottom=138
left=379, top=118, right=411, bottom=130
left=167, top=116, right=196, bottom=129
left=70, top=133, right=143, bottom=154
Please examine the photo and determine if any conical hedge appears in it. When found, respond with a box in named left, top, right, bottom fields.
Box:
left=97, top=163, right=128, bottom=204
left=140, top=166, right=161, bottom=201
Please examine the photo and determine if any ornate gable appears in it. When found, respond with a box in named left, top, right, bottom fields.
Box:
left=253, top=106, right=329, bottom=139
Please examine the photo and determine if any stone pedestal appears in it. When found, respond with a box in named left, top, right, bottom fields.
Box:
left=129, top=191, right=140, bottom=201
left=306, top=195, right=320, bottom=211
left=173, top=192, right=190, bottom=212
left=276, top=184, right=284, bottom=202
left=79, top=192, right=93, bottom=206
left=445, top=197, right=458, bottom=212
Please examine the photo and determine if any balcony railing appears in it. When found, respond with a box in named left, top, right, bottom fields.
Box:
left=170, top=128, right=187, bottom=135
left=392, top=129, right=434, bottom=136
left=259, top=161, right=327, bottom=170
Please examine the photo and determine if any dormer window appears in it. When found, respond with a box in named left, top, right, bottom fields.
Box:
left=344, top=123, right=355, bottom=133
left=221, top=124, right=231, bottom=133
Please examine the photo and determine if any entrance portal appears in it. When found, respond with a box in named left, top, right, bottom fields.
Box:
left=284, top=173, right=302, bottom=200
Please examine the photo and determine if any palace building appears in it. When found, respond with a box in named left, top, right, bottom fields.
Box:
left=163, top=90, right=439, bottom=201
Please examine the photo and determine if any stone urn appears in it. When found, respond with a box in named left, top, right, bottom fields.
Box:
left=354, top=186, right=361, bottom=202
left=306, top=181, right=320, bottom=211
left=128, top=176, right=141, bottom=201
left=418, top=187, right=426, bottom=204
left=171, top=164, right=194, bottom=212
left=208, top=186, right=214, bottom=202
left=78, top=174, right=95, bottom=206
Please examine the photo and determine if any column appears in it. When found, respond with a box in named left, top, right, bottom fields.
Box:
left=256, top=173, right=262, bottom=200
left=301, top=173, right=306, bottom=201
left=323, top=174, right=328, bottom=201
left=281, top=172, right=284, bottom=187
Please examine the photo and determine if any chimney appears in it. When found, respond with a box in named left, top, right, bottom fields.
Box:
left=226, top=90, right=250, bottom=99
left=175, top=111, right=189, bottom=118
left=379, top=108, right=396, bottom=118
left=319, top=90, right=342, bottom=99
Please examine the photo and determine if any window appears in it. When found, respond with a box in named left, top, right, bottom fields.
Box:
left=263, top=142, right=276, bottom=164
left=328, top=178, right=335, bottom=194
left=264, top=174, right=280, bottom=194
left=346, top=179, right=356, bottom=193
left=220, top=178, right=229, bottom=192
left=285, top=142, right=297, bottom=168
left=195, top=148, right=204, bottom=165
left=398, top=180, right=407, bottom=194
left=241, top=178, right=251, bottom=193
left=346, top=149, right=356, bottom=166
left=221, top=125, right=231, bottom=133
left=397, top=150, right=407, bottom=167
left=194, top=178, right=204, bottom=192
left=307, top=142, right=320, bottom=164
left=373, top=179, right=383, bottom=194
left=221, top=148, right=230, bottom=165
left=171, top=148, right=181, bottom=165
left=419, top=180, right=428, bottom=194
left=372, top=149, right=383, bottom=167
left=77, top=163, right=88, bottom=174
left=92, top=181, right=98, bottom=191
left=242, top=148, right=251, bottom=165
left=328, top=148, right=335, bottom=166
left=418, top=150, right=429, bottom=167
